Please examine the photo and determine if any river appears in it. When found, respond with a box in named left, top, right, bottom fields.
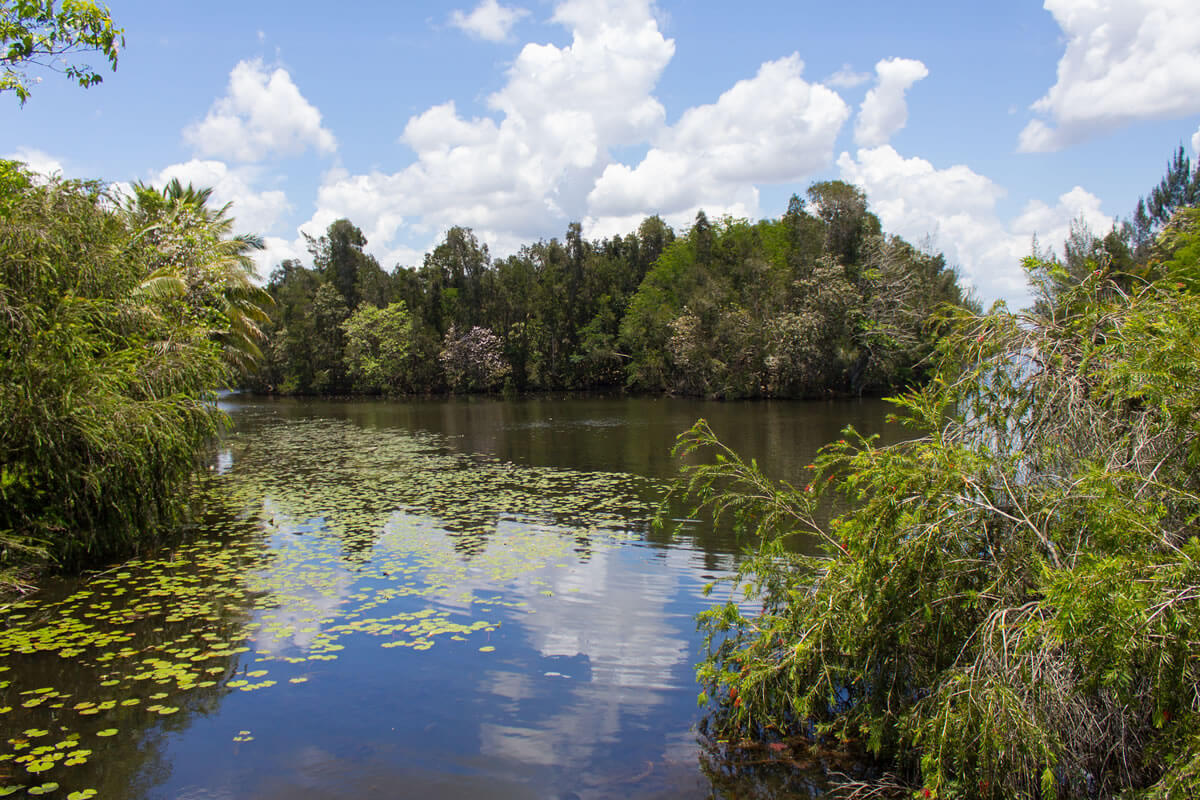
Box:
left=0, top=396, right=898, bottom=799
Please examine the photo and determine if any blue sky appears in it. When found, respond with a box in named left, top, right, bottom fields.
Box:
left=3, top=0, right=1199, bottom=307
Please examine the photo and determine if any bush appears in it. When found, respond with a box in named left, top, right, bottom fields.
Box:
left=0, top=170, right=238, bottom=581
left=668, top=235, right=1200, bottom=799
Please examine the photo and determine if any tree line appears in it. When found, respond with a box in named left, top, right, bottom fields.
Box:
left=246, top=181, right=973, bottom=399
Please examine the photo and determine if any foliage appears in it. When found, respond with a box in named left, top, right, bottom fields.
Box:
left=666, top=236, right=1200, bottom=798
left=1133, top=146, right=1200, bottom=256
left=1, top=0, right=123, bottom=105
left=439, top=325, right=510, bottom=393
left=120, top=178, right=274, bottom=373
left=250, top=186, right=968, bottom=398
left=0, top=168, right=237, bottom=576
left=342, top=301, right=415, bottom=394
left=620, top=200, right=968, bottom=398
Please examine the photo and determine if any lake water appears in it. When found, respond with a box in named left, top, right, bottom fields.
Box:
left=0, top=396, right=897, bottom=799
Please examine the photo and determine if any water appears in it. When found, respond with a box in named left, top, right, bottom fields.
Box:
left=0, top=396, right=897, bottom=799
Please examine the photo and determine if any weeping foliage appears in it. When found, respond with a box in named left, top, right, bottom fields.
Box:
left=667, top=215, right=1200, bottom=799
left=0, top=167, right=264, bottom=583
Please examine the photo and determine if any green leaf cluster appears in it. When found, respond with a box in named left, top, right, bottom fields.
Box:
left=0, top=166, right=267, bottom=584
left=667, top=215, right=1200, bottom=799
left=1, top=0, right=123, bottom=105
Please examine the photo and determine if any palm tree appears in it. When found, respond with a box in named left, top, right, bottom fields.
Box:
left=122, top=179, right=275, bottom=372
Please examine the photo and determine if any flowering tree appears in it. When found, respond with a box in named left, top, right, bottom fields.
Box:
left=438, top=325, right=510, bottom=393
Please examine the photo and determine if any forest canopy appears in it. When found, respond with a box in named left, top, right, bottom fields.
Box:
left=248, top=181, right=974, bottom=399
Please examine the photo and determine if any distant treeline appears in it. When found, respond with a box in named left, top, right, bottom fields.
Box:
left=245, top=181, right=974, bottom=399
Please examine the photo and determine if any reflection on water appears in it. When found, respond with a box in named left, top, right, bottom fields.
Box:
left=1, top=397, right=896, bottom=799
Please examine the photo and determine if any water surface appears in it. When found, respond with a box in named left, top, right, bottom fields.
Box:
left=0, top=396, right=896, bottom=799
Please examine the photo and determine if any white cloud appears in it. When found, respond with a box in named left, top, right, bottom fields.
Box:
left=1192, top=123, right=1200, bottom=157
left=838, top=145, right=1112, bottom=307
left=4, top=147, right=64, bottom=177
left=300, top=0, right=675, bottom=262
left=146, top=159, right=291, bottom=239
left=585, top=53, right=849, bottom=232
left=254, top=235, right=307, bottom=277
left=827, top=64, right=871, bottom=89
left=449, top=0, right=530, bottom=42
left=184, top=59, right=337, bottom=162
left=1019, top=0, right=1200, bottom=152
left=853, top=58, right=928, bottom=147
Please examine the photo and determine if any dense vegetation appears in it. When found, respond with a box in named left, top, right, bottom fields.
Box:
left=0, top=164, right=270, bottom=587
left=669, top=154, right=1200, bottom=799
left=247, top=182, right=972, bottom=399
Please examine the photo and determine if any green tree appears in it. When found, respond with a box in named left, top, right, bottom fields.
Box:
left=667, top=237, right=1200, bottom=799
left=307, top=218, right=386, bottom=311
left=342, top=301, right=414, bottom=394
left=1134, top=146, right=1200, bottom=254
left=309, top=283, right=350, bottom=393
left=0, top=168, right=230, bottom=579
left=422, top=226, right=490, bottom=331
left=1, top=0, right=123, bottom=105
left=121, top=179, right=274, bottom=372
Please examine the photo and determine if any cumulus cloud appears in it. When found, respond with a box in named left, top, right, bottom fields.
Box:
left=853, top=58, right=928, bottom=147
left=585, top=53, right=849, bottom=235
left=827, top=64, right=872, bottom=89
left=449, top=0, right=530, bottom=42
left=4, top=147, right=65, bottom=177
left=1019, top=0, right=1200, bottom=152
left=298, top=0, right=675, bottom=262
left=838, top=145, right=1112, bottom=306
left=184, top=59, right=337, bottom=162
left=296, top=0, right=857, bottom=266
left=1193, top=123, right=1200, bottom=157
left=147, top=159, right=292, bottom=237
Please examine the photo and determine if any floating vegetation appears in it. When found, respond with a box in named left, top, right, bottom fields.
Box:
left=0, top=413, right=665, bottom=797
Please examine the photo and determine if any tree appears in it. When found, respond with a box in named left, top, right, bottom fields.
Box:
left=342, top=301, right=414, bottom=394
left=0, top=166, right=230, bottom=578
left=1133, top=146, right=1200, bottom=257
left=309, top=283, right=349, bottom=393
left=1, top=0, right=123, bottom=105
left=807, top=179, right=881, bottom=269
left=667, top=246, right=1200, bottom=799
left=307, top=218, right=385, bottom=311
left=423, top=226, right=490, bottom=331
left=439, top=325, right=510, bottom=393
left=121, top=179, right=274, bottom=372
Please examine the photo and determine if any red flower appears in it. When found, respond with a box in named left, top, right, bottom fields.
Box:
left=923, top=789, right=931, bottom=799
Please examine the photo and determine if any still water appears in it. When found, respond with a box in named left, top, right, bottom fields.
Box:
left=0, top=396, right=896, bottom=799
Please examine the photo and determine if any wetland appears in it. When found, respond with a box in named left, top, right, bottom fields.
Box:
left=0, top=396, right=895, bottom=799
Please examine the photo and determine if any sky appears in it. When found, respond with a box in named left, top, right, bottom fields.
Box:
left=3, top=0, right=1199, bottom=308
